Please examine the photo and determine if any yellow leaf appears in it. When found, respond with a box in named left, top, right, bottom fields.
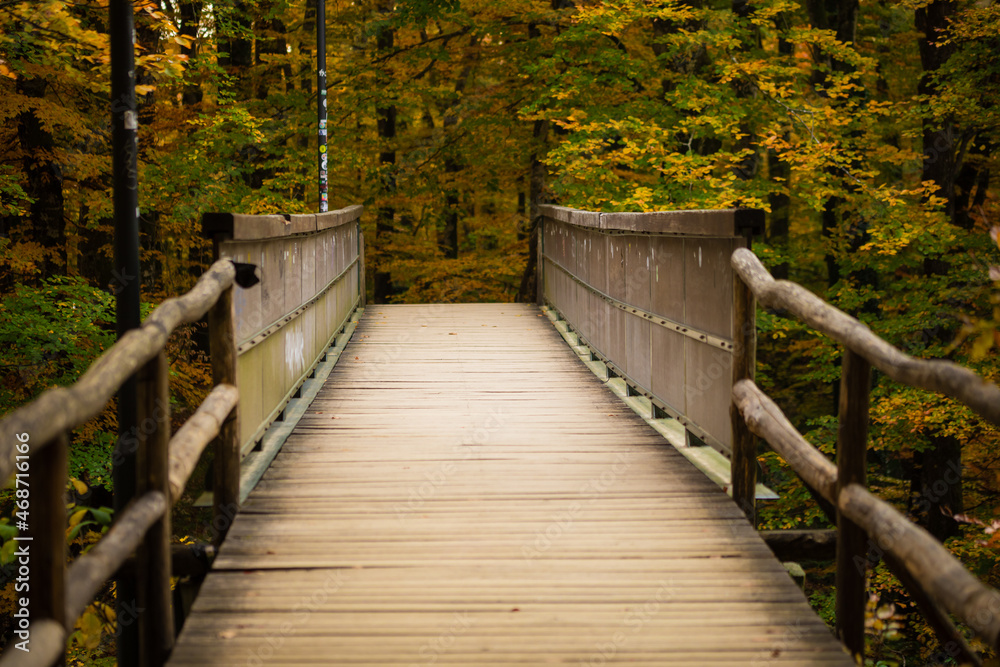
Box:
left=71, top=479, right=88, bottom=496
left=68, top=509, right=87, bottom=528
left=79, top=612, right=102, bottom=650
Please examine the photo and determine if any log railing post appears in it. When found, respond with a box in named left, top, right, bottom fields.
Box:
left=835, top=348, right=871, bottom=661
left=731, top=272, right=757, bottom=524
left=31, top=431, right=68, bottom=665
left=209, top=283, right=240, bottom=545
left=136, top=351, right=174, bottom=666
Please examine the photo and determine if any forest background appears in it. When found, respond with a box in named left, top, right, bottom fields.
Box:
left=1, top=0, right=1000, bottom=663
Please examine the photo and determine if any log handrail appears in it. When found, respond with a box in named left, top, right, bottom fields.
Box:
left=0, top=259, right=237, bottom=480
left=0, top=259, right=245, bottom=667
left=732, top=247, right=1000, bottom=426
left=732, top=248, right=1000, bottom=663
left=167, top=384, right=239, bottom=503
left=63, top=491, right=169, bottom=628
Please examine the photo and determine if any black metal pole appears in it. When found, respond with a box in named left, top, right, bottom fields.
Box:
left=318, top=0, right=328, bottom=212
left=111, top=0, right=141, bottom=665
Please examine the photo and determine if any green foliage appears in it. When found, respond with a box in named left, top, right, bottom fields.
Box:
left=0, top=276, right=116, bottom=407
left=0, top=277, right=121, bottom=485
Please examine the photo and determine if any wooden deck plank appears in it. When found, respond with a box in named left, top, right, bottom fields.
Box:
left=168, top=303, right=852, bottom=666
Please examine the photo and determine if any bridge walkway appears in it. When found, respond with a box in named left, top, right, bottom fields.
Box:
left=167, top=303, right=852, bottom=666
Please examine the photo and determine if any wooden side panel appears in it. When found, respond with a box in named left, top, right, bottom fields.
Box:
left=346, top=223, right=356, bottom=272
left=301, top=306, right=318, bottom=377
left=261, top=332, right=287, bottom=431
left=335, top=276, right=348, bottom=329
left=683, top=237, right=735, bottom=339
left=684, top=338, right=733, bottom=450
left=650, top=237, right=684, bottom=323
left=237, top=345, right=263, bottom=451
left=607, top=236, right=626, bottom=302
left=539, top=217, right=741, bottom=453
left=627, top=316, right=652, bottom=391
left=607, top=236, right=627, bottom=366
left=597, top=298, right=612, bottom=360
left=590, top=233, right=608, bottom=357
left=315, top=229, right=329, bottom=289
left=335, top=225, right=345, bottom=276
left=625, top=236, right=651, bottom=310
left=261, top=241, right=285, bottom=327
left=314, top=288, right=329, bottom=347
left=301, top=235, right=317, bottom=305
left=219, top=240, right=264, bottom=344
left=651, top=325, right=685, bottom=414
left=625, top=237, right=651, bottom=391
left=284, top=238, right=303, bottom=313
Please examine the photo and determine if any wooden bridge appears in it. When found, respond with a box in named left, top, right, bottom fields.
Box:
left=6, top=205, right=1000, bottom=666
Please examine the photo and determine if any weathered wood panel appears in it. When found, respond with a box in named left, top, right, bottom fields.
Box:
left=168, top=304, right=851, bottom=667
left=684, top=339, right=733, bottom=449
left=684, top=237, right=737, bottom=340
left=651, top=325, right=686, bottom=414
left=210, top=206, right=364, bottom=455
left=235, top=347, right=262, bottom=449
left=540, top=207, right=755, bottom=456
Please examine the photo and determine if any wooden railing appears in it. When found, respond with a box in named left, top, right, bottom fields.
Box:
left=537, top=204, right=764, bottom=514
left=732, top=248, right=1000, bottom=664
left=0, top=205, right=365, bottom=667
left=203, top=205, right=365, bottom=463
left=0, top=259, right=248, bottom=667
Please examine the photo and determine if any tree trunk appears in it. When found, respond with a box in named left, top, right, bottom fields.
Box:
left=517, top=119, right=548, bottom=303
left=517, top=176, right=528, bottom=242
left=255, top=3, right=290, bottom=100
left=218, top=1, right=254, bottom=96
left=17, top=77, right=65, bottom=279
left=767, top=30, right=792, bottom=280
left=916, top=1, right=961, bottom=226
left=910, top=0, right=965, bottom=542
left=730, top=0, right=761, bottom=183
left=909, top=435, right=963, bottom=541
left=806, top=0, right=859, bottom=292
left=179, top=0, right=203, bottom=106
left=439, top=37, right=478, bottom=260
left=373, top=2, right=395, bottom=303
